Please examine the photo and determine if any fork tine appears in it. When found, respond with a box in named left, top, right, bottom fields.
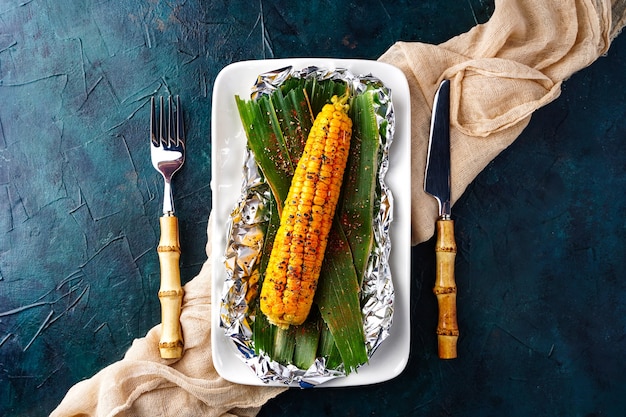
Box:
left=150, top=97, right=158, bottom=147
left=176, top=96, right=184, bottom=147
left=159, top=96, right=166, bottom=147
left=151, top=95, right=184, bottom=149
left=167, top=96, right=174, bottom=148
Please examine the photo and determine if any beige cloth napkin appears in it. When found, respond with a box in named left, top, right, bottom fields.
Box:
left=51, top=216, right=286, bottom=417
left=51, top=1, right=626, bottom=416
left=380, top=0, right=625, bottom=245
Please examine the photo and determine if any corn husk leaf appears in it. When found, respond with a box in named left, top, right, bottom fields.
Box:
left=318, top=323, right=342, bottom=370
left=315, top=218, right=368, bottom=372
left=235, top=96, right=292, bottom=212
left=251, top=195, right=279, bottom=357
left=340, top=88, right=380, bottom=283
left=293, top=319, right=321, bottom=370
left=273, top=326, right=296, bottom=364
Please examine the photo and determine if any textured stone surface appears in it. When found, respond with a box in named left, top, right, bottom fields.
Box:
left=2, top=0, right=626, bottom=416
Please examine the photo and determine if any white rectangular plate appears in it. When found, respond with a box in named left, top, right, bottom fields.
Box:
left=211, top=58, right=411, bottom=387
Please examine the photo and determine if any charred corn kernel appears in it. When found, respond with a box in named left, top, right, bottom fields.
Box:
left=260, top=95, right=352, bottom=328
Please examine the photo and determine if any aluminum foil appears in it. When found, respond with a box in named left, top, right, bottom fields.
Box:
left=220, top=65, right=396, bottom=387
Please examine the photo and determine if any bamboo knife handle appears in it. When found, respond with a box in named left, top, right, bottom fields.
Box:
left=433, top=218, right=459, bottom=359
left=157, top=215, right=184, bottom=359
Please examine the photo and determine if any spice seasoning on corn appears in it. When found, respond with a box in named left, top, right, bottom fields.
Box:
left=260, top=95, right=353, bottom=328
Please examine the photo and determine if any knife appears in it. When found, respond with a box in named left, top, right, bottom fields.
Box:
left=424, top=79, right=459, bottom=359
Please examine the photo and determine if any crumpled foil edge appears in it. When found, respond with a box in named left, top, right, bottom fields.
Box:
left=219, top=65, right=396, bottom=387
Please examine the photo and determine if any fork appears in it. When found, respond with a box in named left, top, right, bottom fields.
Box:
left=150, top=95, right=185, bottom=359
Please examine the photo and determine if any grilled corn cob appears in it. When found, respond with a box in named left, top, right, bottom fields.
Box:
left=260, top=95, right=353, bottom=328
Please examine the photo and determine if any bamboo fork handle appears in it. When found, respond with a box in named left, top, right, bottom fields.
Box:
left=433, top=218, right=459, bottom=359
left=157, top=214, right=184, bottom=359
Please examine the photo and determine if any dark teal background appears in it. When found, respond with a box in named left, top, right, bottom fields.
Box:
left=2, top=1, right=626, bottom=416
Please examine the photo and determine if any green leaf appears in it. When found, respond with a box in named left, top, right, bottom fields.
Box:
left=271, top=87, right=310, bottom=167
left=253, top=304, right=275, bottom=357
left=315, top=219, right=368, bottom=373
left=273, top=326, right=296, bottom=364
left=339, top=88, right=380, bottom=283
left=293, top=319, right=320, bottom=370
left=235, top=95, right=292, bottom=211
left=252, top=194, right=280, bottom=357
left=317, top=322, right=342, bottom=369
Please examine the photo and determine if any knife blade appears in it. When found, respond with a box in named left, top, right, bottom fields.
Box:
left=424, top=79, right=459, bottom=359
